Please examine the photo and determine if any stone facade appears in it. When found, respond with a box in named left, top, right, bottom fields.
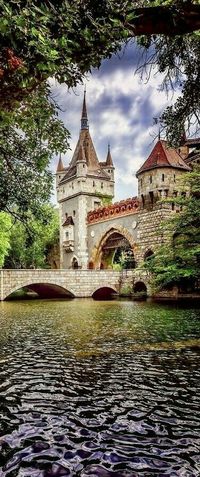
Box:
left=0, top=269, right=151, bottom=300
left=56, top=94, right=193, bottom=272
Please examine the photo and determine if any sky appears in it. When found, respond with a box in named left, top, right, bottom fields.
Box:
left=52, top=42, right=178, bottom=201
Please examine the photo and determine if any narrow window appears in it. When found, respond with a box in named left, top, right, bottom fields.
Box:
left=141, top=194, right=145, bottom=208
left=101, top=182, right=103, bottom=189
left=149, top=175, right=152, bottom=184
left=174, top=174, right=176, bottom=182
left=162, top=174, right=165, bottom=182
left=149, top=191, right=154, bottom=205
left=93, top=181, right=95, bottom=187
left=73, top=210, right=76, bottom=217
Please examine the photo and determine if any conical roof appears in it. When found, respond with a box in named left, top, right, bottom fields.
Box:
left=56, top=154, right=64, bottom=172
left=136, top=140, right=191, bottom=176
left=106, top=144, right=114, bottom=167
left=59, top=93, right=111, bottom=183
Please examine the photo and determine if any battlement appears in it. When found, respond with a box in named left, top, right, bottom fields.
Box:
left=87, top=197, right=139, bottom=224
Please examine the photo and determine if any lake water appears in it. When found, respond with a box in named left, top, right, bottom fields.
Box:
left=0, top=299, right=200, bottom=476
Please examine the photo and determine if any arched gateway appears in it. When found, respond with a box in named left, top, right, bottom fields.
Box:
left=89, top=226, right=136, bottom=270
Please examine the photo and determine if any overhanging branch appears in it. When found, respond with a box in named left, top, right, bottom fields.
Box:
left=126, top=4, right=200, bottom=36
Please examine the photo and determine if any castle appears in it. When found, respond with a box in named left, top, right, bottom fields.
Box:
left=56, top=93, right=199, bottom=270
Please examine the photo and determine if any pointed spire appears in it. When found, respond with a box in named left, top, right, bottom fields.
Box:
left=81, top=87, right=89, bottom=130
left=106, top=143, right=113, bottom=166
left=56, top=153, right=64, bottom=172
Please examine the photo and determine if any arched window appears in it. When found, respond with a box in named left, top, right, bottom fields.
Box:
left=144, top=249, right=154, bottom=261
left=72, top=257, right=79, bottom=269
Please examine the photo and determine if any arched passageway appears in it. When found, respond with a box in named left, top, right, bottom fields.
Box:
left=133, top=281, right=147, bottom=298
left=92, top=229, right=136, bottom=270
left=92, top=287, right=117, bottom=300
left=6, top=283, right=75, bottom=300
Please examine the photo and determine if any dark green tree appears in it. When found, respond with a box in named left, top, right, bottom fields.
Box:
left=0, top=0, right=200, bottom=142
left=0, top=212, right=12, bottom=267
left=0, top=84, right=69, bottom=217
left=4, top=204, right=59, bottom=269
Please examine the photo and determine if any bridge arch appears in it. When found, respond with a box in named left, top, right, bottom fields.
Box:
left=91, top=286, right=118, bottom=300
left=90, top=224, right=136, bottom=270
left=4, top=282, right=75, bottom=300
left=133, top=281, right=147, bottom=297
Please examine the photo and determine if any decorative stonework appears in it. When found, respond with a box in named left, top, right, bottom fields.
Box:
left=87, top=197, right=139, bottom=224
left=89, top=223, right=137, bottom=268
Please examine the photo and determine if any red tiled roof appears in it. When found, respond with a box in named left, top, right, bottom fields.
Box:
left=136, top=140, right=191, bottom=175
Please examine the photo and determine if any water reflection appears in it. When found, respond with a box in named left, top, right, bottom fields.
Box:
left=0, top=299, right=200, bottom=476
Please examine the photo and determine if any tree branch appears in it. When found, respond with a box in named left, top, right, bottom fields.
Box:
left=126, top=4, right=200, bottom=36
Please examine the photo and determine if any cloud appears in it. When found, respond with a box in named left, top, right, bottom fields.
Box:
left=52, top=43, right=178, bottom=202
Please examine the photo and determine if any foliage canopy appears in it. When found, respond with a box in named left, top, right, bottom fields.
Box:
left=4, top=204, right=59, bottom=269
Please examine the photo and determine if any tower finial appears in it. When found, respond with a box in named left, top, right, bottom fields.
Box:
left=56, top=152, right=64, bottom=172
left=106, top=143, right=113, bottom=166
left=81, top=87, right=89, bottom=130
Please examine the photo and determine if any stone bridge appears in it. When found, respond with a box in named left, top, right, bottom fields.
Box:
left=0, top=269, right=151, bottom=301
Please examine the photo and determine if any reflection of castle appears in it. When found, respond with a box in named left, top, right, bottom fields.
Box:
left=56, top=93, right=198, bottom=270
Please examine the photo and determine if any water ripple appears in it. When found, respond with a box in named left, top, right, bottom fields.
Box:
left=0, top=299, right=199, bottom=476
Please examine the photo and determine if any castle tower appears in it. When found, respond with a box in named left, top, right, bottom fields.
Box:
left=136, top=139, right=191, bottom=210
left=56, top=92, right=115, bottom=269
left=100, top=144, right=115, bottom=182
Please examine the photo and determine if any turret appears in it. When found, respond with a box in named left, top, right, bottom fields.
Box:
left=136, top=139, right=191, bottom=209
left=56, top=153, right=66, bottom=188
left=101, top=144, right=115, bottom=181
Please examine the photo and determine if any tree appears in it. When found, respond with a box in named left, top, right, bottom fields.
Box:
left=0, top=212, right=12, bottom=267
left=4, top=204, right=59, bottom=269
left=0, top=84, right=69, bottom=218
left=0, top=1, right=200, bottom=220
left=0, top=1, right=200, bottom=142
left=145, top=165, right=200, bottom=292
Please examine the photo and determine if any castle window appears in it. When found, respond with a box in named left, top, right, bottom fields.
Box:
left=65, top=231, right=69, bottom=239
left=108, top=169, right=110, bottom=173
left=83, top=164, right=85, bottom=168
left=93, top=181, right=95, bottom=187
left=73, top=210, right=76, bottom=217
left=162, top=174, right=165, bottom=182
left=149, top=191, right=154, bottom=205
left=149, top=175, right=152, bottom=184
left=172, top=202, right=175, bottom=211
left=141, top=194, right=145, bottom=208
left=173, top=191, right=178, bottom=197
left=164, top=189, right=168, bottom=197
left=72, top=182, right=74, bottom=189
left=174, top=174, right=176, bottom=182
left=101, top=182, right=103, bottom=189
